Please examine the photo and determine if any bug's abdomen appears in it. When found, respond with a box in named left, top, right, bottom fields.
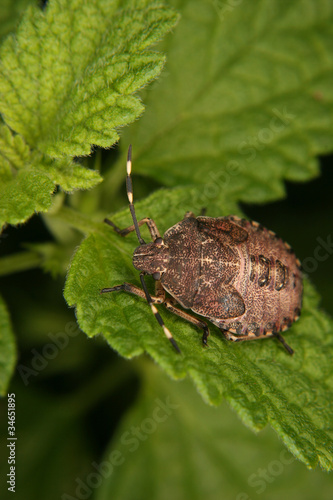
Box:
left=227, top=218, right=302, bottom=337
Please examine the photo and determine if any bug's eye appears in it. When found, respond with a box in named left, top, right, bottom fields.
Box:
left=152, top=272, right=161, bottom=280
left=154, top=237, right=163, bottom=246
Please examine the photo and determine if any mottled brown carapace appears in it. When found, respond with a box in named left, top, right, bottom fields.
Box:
left=133, top=214, right=302, bottom=351
left=101, top=146, right=302, bottom=354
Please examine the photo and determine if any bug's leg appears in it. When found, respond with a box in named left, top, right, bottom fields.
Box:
left=184, top=211, right=196, bottom=218
left=100, top=282, right=149, bottom=300
left=155, top=281, right=210, bottom=345
left=139, top=273, right=181, bottom=353
left=272, top=332, right=294, bottom=355
left=225, top=330, right=294, bottom=355
left=163, top=296, right=210, bottom=346
left=184, top=208, right=207, bottom=220
left=101, top=276, right=181, bottom=353
left=154, top=279, right=166, bottom=303
left=104, top=217, right=161, bottom=241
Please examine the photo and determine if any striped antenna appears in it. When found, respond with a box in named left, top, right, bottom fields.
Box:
left=126, top=145, right=145, bottom=246
left=127, top=147, right=181, bottom=352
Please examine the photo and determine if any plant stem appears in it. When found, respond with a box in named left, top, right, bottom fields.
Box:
left=0, top=251, right=43, bottom=276
left=0, top=207, right=103, bottom=276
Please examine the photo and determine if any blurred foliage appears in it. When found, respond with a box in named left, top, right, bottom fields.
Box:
left=0, top=0, right=36, bottom=42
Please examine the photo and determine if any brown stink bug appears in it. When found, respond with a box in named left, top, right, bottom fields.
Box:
left=101, top=146, right=302, bottom=354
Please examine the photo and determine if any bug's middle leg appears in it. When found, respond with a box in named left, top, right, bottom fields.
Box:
left=162, top=295, right=210, bottom=346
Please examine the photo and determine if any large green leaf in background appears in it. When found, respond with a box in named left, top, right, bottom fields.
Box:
left=0, top=0, right=178, bottom=228
left=65, top=0, right=333, bottom=470
left=122, top=0, right=333, bottom=203
left=64, top=188, right=333, bottom=471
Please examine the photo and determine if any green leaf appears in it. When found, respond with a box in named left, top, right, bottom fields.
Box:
left=0, top=0, right=178, bottom=157
left=64, top=187, right=333, bottom=470
left=0, top=124, right=102, bottom=227
left=96, top=366, right=333, bottom=500
left=122, top=0, right=333, bottom=203
left=0, top=295, right=16, bottom=395
left=64, top=0, right=333, bottom=472
left=0, top=0, right=178, bottom=228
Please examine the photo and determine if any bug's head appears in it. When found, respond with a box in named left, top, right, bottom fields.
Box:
left=133, top=237, right=169, bottom=278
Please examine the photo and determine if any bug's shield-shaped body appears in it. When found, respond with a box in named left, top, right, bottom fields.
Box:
left=141, top=215, right=302, bottom=342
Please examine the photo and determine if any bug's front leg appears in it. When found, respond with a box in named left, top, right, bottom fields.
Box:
left=104, top=217, right=161, bottom=241
left=101, top=282, right=157, bottom=302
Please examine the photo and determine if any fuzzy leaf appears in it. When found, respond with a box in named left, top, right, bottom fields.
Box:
left=0, top=0, right=178, bottom=227
left=122, top=0, right=333, bottom=203
left=65, top=0, right=333, bottom=472
left=64, top=188, right=333, bottom=470
left=96, top=366, right=333, bottom=500
left=0, top=0, right=178, bottom=157
left=0, top=295, right=16, bottom=395
left=0, top=124, right=102, bottom=227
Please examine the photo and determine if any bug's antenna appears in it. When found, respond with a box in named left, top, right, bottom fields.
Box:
left=126, top=145, right=145, bottom=246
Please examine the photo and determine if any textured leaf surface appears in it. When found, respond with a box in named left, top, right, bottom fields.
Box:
left=96, top=366, right=333, bottom=500
left=0, top=124, right=102, bottom=227
left=0, top=0, right=178, bottom=227
left=122, top=0, right=333, bottom=203
left=64, top=188, right=333, bottom=470
left=0, top=295, right=16, bottom=395
left=0, top=0, right=178, bottom=157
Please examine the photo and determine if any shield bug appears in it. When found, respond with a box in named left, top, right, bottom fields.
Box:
left=101, top=146, right=302, bottom=354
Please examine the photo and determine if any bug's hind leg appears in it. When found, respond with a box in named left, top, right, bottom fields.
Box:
left=272, top=332, right=294, bottom=355
left=223, top=329, right=294, bottom=355
left=162, top=296, right=210, bottom=346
